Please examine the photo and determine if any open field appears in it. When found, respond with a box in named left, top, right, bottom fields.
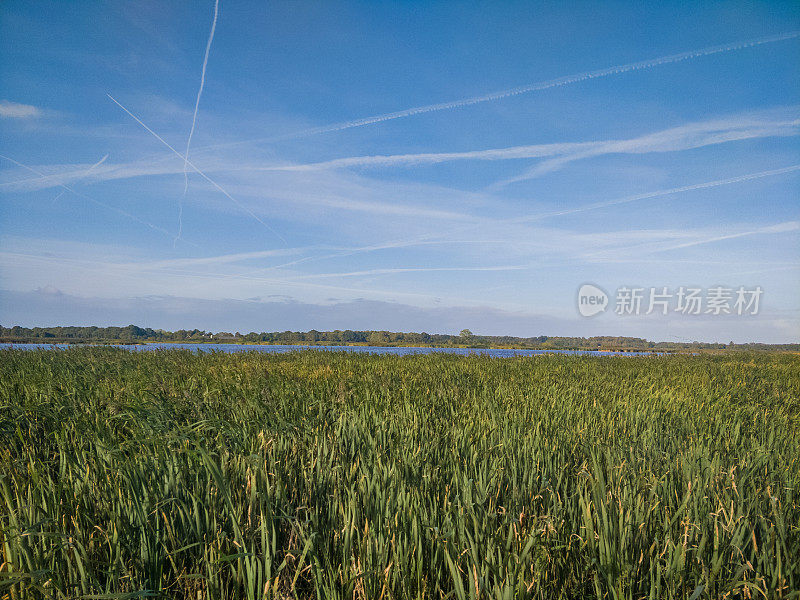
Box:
left=1, top=348, right=799, bottom=599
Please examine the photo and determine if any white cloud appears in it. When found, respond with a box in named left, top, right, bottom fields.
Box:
left=494, top=117, right=800, bottom=187
left=581, top=220, right=800, bottom=261
left=254, top=114, right=800, bottom=173
left=1, top=289, right=796, bottom=343
left=0, top=100, right=41, bottom=118
left=3, top=217, right=794, bottom=310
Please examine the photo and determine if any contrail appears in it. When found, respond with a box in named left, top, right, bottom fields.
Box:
left=50, top=189, right=67, bottom=206
left=81, top=154, right=110, bottom=177
left=151, top=159, right=800, bottom=286
left=583, top=219, right=800, bottom=260
left=261, top=163, right=800, bottom=271
left=0, top=153, right=110, bottom=190
left=651, top=220, right=799, bottom=253
left=259, top=116, right=800, bottom=172
left=261, top=141, right=598, bottom=171
left=493, top=119, right=800, bottom=188
left=107, top=93, right=287, bottom=243
left=200, top=30, right=800, bottom=149
left=0, top=153, right=185, bottom=243
left=509, top=164, right=800, bottom=225
left=179, top=0, right=220, bottom=245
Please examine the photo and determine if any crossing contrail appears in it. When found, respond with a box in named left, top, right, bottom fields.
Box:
left=107, top=93, right=287, bottom=243
left=179, top=0, right=220, bottom=245
left=200, top=30, right=800, bottom=149
left=0, top=153, right=185, bottom=243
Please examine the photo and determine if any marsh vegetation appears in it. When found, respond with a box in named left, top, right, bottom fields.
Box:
left=1, top=348, right=798, bottom=598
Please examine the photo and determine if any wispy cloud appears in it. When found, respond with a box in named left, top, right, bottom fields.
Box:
left=494, top=116, right=800, bottom=187
left=264, top=141, right=598, bottom=171
left=6, top=288, right=796, bottom=342
left=6, top=113, right=795, bottom=232
left=507, top=164, right=800, bottom=224
left=0, top=152, right=485, bottom=223
left=0, top=155, right=183, bottom=192
left=649, top=220, right=800, bottom=253
left=202, top=30, right=800, bottom=147
left=286, top=265, right=527, bottom=280
left=2, top=217, right=795, bottom=315
left=0, top=250, right=453, bottom=307
left=582, top=220, right=800, bottom=261
left=259, top=113, right=799, bottom=173
left=0, top=100, right=41, bottom=119
left=0, top=153, right=184, bottom=243
left=143, top=247, right=307, bottom=269
left=271, top=164, right=800, bottom=268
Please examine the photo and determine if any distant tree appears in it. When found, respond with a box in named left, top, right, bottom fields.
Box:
left=2, top=323, right=798, bottom=351
left=368, top=331, right=390, bottom=346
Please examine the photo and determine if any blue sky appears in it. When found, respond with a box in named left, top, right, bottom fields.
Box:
left=1, top=0, right=798, bottom=342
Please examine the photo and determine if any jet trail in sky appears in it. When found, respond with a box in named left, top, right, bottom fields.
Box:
left=107, top=93, right=287, bottom=244
left=179, top=0, right=220, bottom=245
left=201, top=30, right=800, bottom=149
left=0, top=153, right=183, bottom=243
left=263, top=163, right=800, bottom=270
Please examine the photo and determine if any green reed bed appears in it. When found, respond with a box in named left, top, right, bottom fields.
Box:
left=1, top=348, right=798, bottom=599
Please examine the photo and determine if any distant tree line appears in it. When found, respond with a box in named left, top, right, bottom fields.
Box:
left=1, top=324, right=797, bottom=351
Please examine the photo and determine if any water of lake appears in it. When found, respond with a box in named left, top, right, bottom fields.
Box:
left=0, top=343, right=660, bottom=357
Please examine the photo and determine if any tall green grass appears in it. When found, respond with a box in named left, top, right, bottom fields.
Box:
left=1, top=348, right=798, bottom=599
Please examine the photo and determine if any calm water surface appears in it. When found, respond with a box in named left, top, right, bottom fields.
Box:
left=0, top=343, right=659, bottom=357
